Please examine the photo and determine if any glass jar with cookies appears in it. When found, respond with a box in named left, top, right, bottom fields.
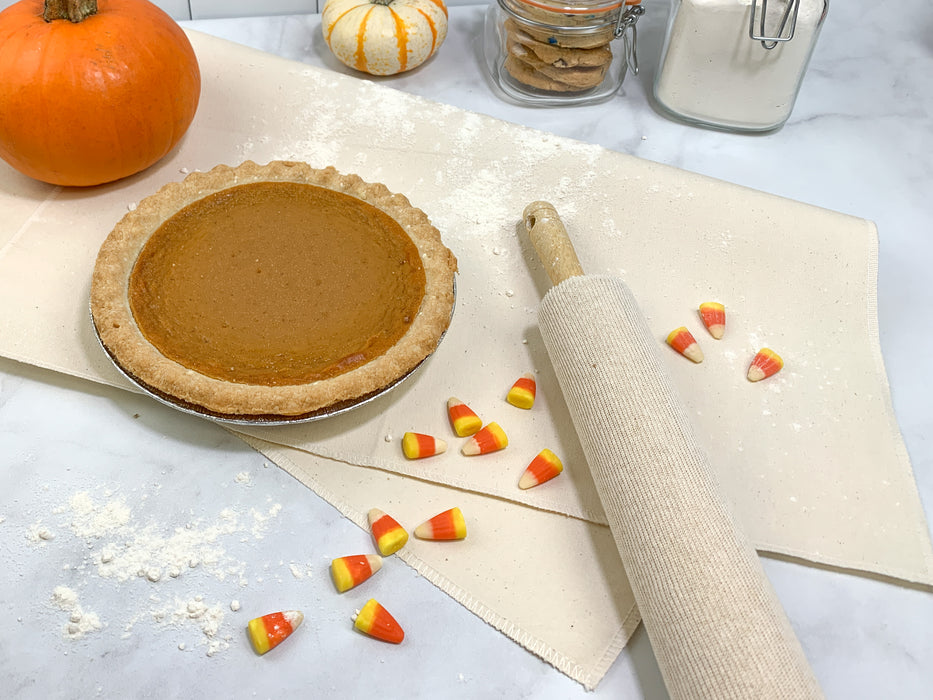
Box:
left=484, top=0, right=645, bottom=106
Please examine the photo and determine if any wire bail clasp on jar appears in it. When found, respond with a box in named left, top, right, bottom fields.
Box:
left=750, top=0, right=801, bottom=50
left=614, top=1, right=645, bottom=73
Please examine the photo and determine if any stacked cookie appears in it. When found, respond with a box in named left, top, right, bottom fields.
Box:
left=503, top=17, right=614, bottom=93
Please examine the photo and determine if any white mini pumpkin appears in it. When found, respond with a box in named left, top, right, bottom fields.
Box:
left=322, top=0, right=449, bottom=76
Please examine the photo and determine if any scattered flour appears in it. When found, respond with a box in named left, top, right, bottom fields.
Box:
left=435, top=164, right=515, bottom=233
left=27, top=523, right=56, bottom=544
left=250, top=503, right=282, bottom=538
left=90, top=503, right=249, bottom=584
left=152, top=596, right=229, bottom=657
left=68, top=491, right=131, bottom=538
left=350, top=89, right=417, bottom=146
left=288, top=562, right=314, bottom=580
left=51, top=586, right=102, bottom=640
left=38, top=489, right=285, bottom=657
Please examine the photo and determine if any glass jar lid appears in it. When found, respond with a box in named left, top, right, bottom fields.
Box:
left=499, top=0, right=641, bottom=33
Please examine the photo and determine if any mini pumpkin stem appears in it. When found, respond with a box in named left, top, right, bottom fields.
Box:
left=44, top=0, right=98, bottom=23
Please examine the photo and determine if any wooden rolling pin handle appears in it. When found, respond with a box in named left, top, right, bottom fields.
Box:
left=522, top=201, right=585, bottom=286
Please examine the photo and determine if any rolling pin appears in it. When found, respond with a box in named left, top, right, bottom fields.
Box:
left=524, top=201, right=823, bottom=699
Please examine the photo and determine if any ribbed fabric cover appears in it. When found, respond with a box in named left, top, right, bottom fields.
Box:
left=539, top=275, right=823, bottom=700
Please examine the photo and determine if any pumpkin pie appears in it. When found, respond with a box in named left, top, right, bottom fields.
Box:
left=90, top=160, right=457, bottom=420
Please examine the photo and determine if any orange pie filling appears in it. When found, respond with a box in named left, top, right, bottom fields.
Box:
left=127, top=181, right=427, bottom=386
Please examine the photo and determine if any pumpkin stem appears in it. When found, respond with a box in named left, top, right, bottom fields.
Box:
left=372, top=0, right=394, bottom=5
left=43, top=0, right=98, bottom=23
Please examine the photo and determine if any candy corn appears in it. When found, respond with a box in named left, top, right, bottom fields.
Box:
left=447, top=397, right=482, bottom=437
left=506, top=373, right=537, bottom=409
left=461, top=422, right=508, bottom=456
left=331, top=554, right=383, bottom=593
left=401, top=432, right=447, bottom=459
left=414, top=507, right=467, bottom=541
left=666, top=326, right=704, bottom=363
left=247, top=610, right=303, bottom=655
left=747, top=348, right=784, bottom=382
left=698, top=302, right=726, bottom=340
left=518, top=449, right=564, bottom=490
left=354, top=599, right=404, bottom=644
left=368, top=508, right=409, bottom=556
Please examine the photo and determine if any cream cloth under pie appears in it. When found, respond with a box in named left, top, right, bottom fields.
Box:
left=0, top=31, right=930, bottom=689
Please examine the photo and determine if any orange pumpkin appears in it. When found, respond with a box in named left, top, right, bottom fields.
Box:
left=0, top=0, right=201, bottom=187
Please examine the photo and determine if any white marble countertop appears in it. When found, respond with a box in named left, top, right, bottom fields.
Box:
left=2, top=2, right=931, bottom=698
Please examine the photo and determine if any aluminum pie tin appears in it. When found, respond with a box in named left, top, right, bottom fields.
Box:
left=90, top=279, right=455, bottom=427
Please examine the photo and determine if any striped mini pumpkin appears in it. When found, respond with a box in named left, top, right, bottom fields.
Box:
left=322, top=0, right=448, bottom=76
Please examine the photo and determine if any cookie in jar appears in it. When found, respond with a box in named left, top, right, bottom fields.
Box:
left=484, top=0, right=645, bottom=106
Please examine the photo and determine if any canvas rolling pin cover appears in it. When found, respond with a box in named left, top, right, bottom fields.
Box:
left=534, top=280, right=822, bottom=699
left=522, top=201, right=585, bottom=285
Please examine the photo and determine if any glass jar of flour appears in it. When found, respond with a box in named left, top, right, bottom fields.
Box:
left=653, top=0, right=829, bottom=132
left=484, top=0, right=645, bottom=106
